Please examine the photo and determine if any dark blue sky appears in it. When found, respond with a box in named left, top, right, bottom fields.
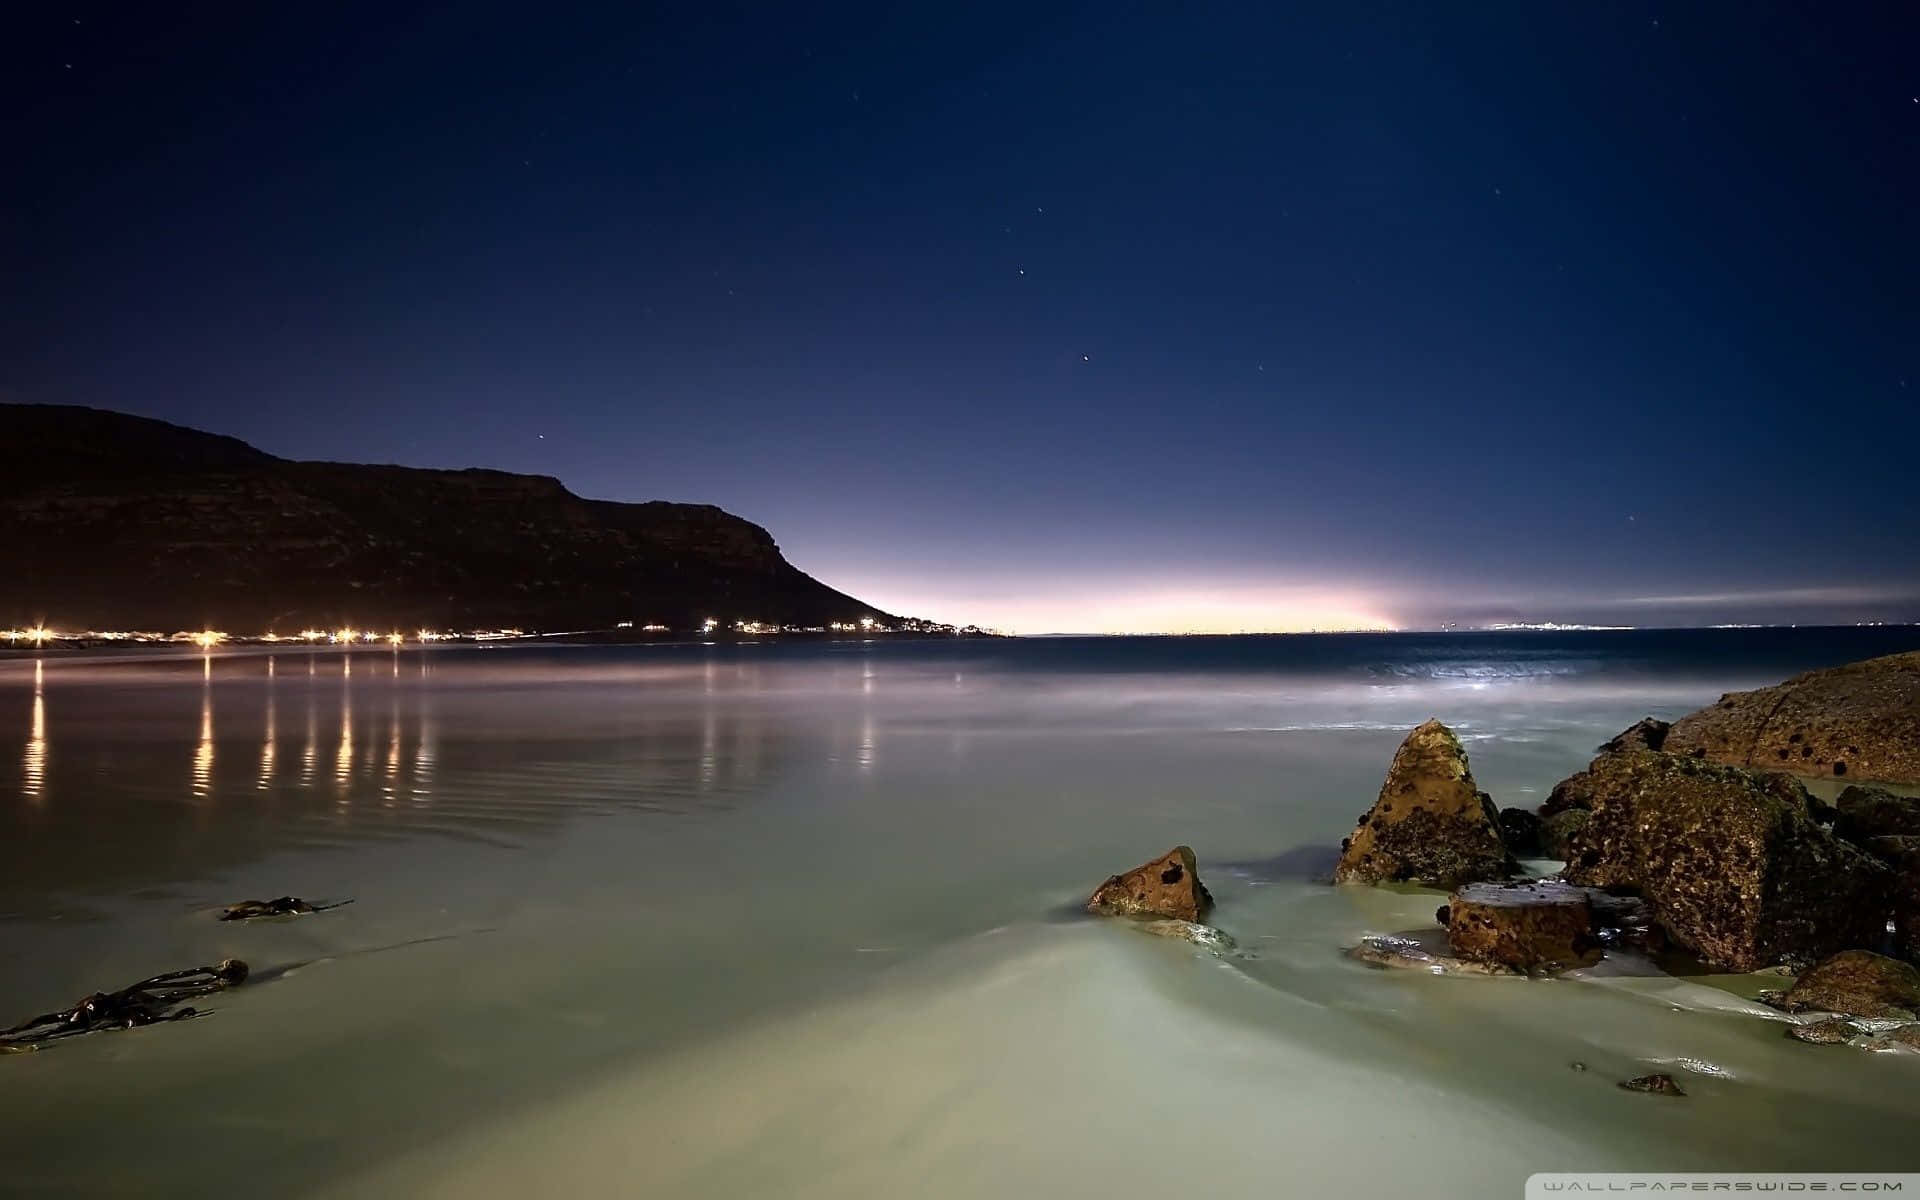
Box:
left=8, top=3, right=1917, bottom=631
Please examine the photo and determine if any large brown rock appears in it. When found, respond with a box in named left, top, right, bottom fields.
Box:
left=1554, top=751, right=1894, bottom=971
left=1086, top=846, right=1213, bottom=921
left=1445, top=881, right=1601, bottom=973
left=1664, top=652, right=1920, bottom=786
left=1779, top=950, right=1920, bottom=1019
left=1333, top=720, right=1515, bottom=888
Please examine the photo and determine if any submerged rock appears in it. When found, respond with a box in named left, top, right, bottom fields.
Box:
left=1599, top=717, right=1670, bottom=754
left=1135, top=919, right=1237, bottom=952
left=1860, top=1025, right=1920, bottom=1053
left=1086, top=846, right=1213, bottom=922
left=219, top=896, right=347, bottom=921
left=1618, top=1073, right=1686, bottom=1097
left=1554, top=751, right=1893, bottom=971
left=1778, top=950, right=1920, bottom=1020
left=1663, top=652, right=1920, bottom=786
left=1788, top=1017, right=1861, bottom=1045
left=1345, top=932, right=1517, bottom=977
left=1333, top=720, right=1515, bottom=889
left=1445, top=881, right=1601, bottom=973
left=1497, top=808, right=1544, bottom=857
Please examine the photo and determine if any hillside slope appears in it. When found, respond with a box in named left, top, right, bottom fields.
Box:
left=0, top=404, right=893, bottom=633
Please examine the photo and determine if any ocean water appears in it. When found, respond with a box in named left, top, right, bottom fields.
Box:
left=3, top=629, right=1919, bottom=1197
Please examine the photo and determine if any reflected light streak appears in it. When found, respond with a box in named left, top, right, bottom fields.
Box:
left=258, top=659, right=276, bottom=791
left=699, top=705, right=717, bottom=792
left=191, top=665, right=214, bottom=801
left=383, top=690, right=401, bottom=804
left=301, top=680, right=318, bottom=785
left=335, top=668, right=353, bottom=798
left=23, top=660, right=46, bottom=802
left=411, top=710, right=434, bottom=805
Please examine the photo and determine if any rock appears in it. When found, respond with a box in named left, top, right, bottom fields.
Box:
left=1834, top=786, right=1920, bottom=841
left=1599, top=717, right=1670, bottom=754
left=1554, top=751, right=1893, bottom=971
left=1787, top=1017, right=1860, bottom=1044
left=1333, top=720, right=1516, bottom=888
left=1618, top=1073, right=1685, bottom=1096
left=1345, top=932, right=1517, bottom=977
left=1445, top=881, right=1601, bottom=973
left=1779, top=950, right=1920, bottom=1019
left=1086, top=846, right=1213, bottom=921
left=1586, top=890, right=1667, bottom=956
left=1869, top=835, right=1920, bottom=963
left=1498, top=808, right=1544, bottom=857
left=1663, top=652, right=1920, bottom=786
left=1860, top=1025, right=1920, bottom=1053
left=1135, top=919, right=1237, bottom=952
left=1539, top=809, right=1590, bottom=860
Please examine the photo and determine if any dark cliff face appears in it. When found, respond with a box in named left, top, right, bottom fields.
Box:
left=0, top=404, right=891, bottom=633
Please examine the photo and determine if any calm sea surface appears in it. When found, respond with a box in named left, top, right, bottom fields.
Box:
left=4, top=629, right=1919, bottom=1197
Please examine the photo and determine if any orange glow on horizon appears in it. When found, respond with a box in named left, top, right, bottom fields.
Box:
left=841, top=581, right=1402, bottom=636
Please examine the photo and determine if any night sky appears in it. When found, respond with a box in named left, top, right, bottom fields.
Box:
left=7, top=3, right=1917, bottom=632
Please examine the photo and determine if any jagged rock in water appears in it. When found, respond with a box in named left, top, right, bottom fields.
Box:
left=1086, top=846, right=1213, bottom=922
left=1778, top=950, right=1920, bottom=1020
left=1599, top=717, right=1670, bottom=754
left=1445, top=881, right=1601, bottom=973
left=1834, top=786, right=1920, bottom=842
left=1333, top=720, right=1516, bottom=888
left=1618, top=1073, right=1686, bottom=1096
left=1345, top=932, right=1517, bottom=977
left=1788, top=1017, right=1861, bottom=1045
left=1554, top=751, right=1893, bottom=972
left=1663, top=652, right=1920, bottom=786
left=1134, top=919, right=1237, bottom=952
left=1538, top=809, right=1590, bottom=861
left=1497, top=808, right=1544, bottom=857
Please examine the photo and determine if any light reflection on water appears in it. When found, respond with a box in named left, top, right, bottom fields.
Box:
left=258, top=658, right=276, bottom=791
left=21, top=659, right=44, bottom=802
left=4, top=627, right=1918, bottom=909
left=191, top=654, right=215, bottom=802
